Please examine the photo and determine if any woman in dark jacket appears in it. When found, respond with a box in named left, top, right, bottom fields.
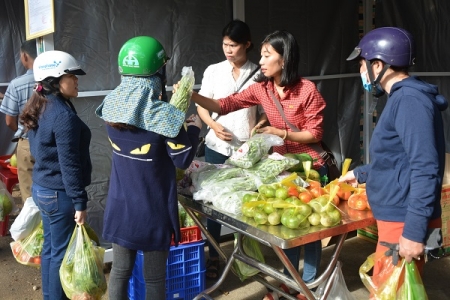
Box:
left=20, top=50, right=91, bottom=300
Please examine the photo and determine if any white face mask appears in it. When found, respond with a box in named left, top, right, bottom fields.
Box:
left=360, top=71, right=372, bottom=91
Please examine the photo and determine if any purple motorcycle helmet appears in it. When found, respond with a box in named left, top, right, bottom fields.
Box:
left=347, top=27, right=416, bottom=67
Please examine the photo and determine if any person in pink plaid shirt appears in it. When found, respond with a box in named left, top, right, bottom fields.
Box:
left=190, top=30, right=327, bottom=300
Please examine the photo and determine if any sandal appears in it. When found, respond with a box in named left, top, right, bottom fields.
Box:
left=263, top=284, right=307, bottom=300
left=205, top=258, right=220, bottom=279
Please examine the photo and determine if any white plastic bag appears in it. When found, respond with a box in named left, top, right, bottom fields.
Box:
left=10, top=197, right=41, bottom=241
left=315, top=261, right=356, bottom=300
left=210, top=191, right=250, bottom=215
left=193, top=176, right=257, bottom=201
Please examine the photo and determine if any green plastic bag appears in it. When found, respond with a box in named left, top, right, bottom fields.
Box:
left=397, top=260, right=428, bottom=299
left=232, top=234, right=265, bottom=281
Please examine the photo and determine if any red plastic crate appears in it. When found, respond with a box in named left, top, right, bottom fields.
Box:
left=171, top=226, right=202, bottom=246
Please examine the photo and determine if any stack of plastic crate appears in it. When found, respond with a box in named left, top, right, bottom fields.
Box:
left=128, top=226, right=205, bottom=300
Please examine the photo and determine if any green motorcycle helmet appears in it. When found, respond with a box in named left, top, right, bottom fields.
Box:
left=118, top=36, right=169, bottom=76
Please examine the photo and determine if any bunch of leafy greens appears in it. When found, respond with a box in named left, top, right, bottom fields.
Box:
left=60, top=225, right=107, bottom=300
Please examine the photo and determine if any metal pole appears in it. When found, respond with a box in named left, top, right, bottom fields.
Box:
left=363, top=0, right=374, bottom=164
left=233, top=0, right=245, bottom=20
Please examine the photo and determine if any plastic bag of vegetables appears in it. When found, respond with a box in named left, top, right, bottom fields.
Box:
left=10, top=221, right=44, bottom=267
left=193, top=176, right=257, bottom=201
left=210, top=190, right=252, bottom=215
left=10, top=197, right=41, bottom=241
left=359, top=252, right=427, bottom=300
left=225, top=134, right=284, bottom=169
left=193, top=166, right=244, bottom=191
left=243, top=153, right=299, bottom=184
left=60, top=224, right=107, bottom=300
left=232, top=234, right=265, bottom=281
left=0, top=181, right=17, bottom=221
left=170, top=66, right=195, bottom=113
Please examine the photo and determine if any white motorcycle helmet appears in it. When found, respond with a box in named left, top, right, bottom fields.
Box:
left=33, top=50, right=86, bottom=81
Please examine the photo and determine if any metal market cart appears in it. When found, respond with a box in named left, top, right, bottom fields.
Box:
left=177, top=194, right=375, bottom=300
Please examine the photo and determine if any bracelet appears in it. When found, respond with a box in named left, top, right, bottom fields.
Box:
left=282, top=130, right=288, bottom=140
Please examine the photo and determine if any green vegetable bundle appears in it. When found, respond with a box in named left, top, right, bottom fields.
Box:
left=195, top=167, right=245, bottom=190
left=243, top=153, right=299, bottom=183
left=193, top=176, right=257, bottom=201
left=170, top=66, right=195, bottom=113
left=225, top=134, right=284, bottom=169
left=60, top=225, right=107, bottom=300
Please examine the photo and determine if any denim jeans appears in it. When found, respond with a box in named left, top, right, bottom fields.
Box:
left=32, top=183, right=75, bottom=300
left=108, top=243, right=168, bottom=300
left=204, top=146, right=229, bottom=259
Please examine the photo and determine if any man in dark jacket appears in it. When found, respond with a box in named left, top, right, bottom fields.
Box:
left=340, top=27, right=447, bottom=278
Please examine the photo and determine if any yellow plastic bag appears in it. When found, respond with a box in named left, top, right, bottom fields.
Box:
left=59, top=224, right=107, bottom=300
left=10, top=221, right=43, bottom=267
left=359, top=253, right=428, bottom=300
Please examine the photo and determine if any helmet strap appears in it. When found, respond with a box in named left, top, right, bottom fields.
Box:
left=155, top=65, right=168, bottom=102
left=364, top=59, right=390, bottom=98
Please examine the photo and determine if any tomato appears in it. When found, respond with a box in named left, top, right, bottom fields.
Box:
left=327, top=209, right=341, bottom=224
left=284, top=215, right=301, bottom=229
left=268, top=211, right=281, bottom=225
left=21, top=252, right=30, bottom=263
left=320, top=212, right=335, bottom=227
left=242, top=193, right=254, bottom=203
left=275, top=188, right=289, bottom=200
left=331, top=194, right=340, bottom=206
left=309, top=186, right=325, bottom=198
left=31, top=256, right=41, bottom=265
left=242, top=205, right=257, bottom=217
left=336, top=189, right=352, bottom=201
left=295, top=203, right=312, bottom=216
left=308, top=212, right=321, bottom=226
left=263, top=186, right=276, bottom=198
left=263, top=203, right=275, bottom=214
left=11, top=243, right=21, bottom=256
left=254, top=211, right=268, bottom=225
left=287, top=186, right=299, bottom=197
left=347, top=207, right=366, bottom=220
left=307, top=180, right=322, bottom=190
left=348, top=193, right=368, bottom=210
left=298, top=191, right=313, bottom=204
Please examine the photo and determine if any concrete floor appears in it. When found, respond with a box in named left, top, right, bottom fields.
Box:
left=203, top=233, right=450, bottom=300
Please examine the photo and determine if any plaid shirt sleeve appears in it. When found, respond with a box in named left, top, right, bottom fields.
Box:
left=291, top=79, right=325, bottom=141
left=218, top=79, right=326, bottom=167
left=218, top=82, right=263, bottom=114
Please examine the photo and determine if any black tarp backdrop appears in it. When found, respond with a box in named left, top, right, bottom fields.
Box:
left=1, top=0, right=449, bottom=246
left=375, top=0, right=450, bottom=146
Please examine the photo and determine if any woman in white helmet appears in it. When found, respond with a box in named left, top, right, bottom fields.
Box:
left=20, top=50, right=92, bottom=300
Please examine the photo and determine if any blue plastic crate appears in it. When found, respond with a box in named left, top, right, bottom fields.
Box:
left=128, top=241, right=205, bottom=300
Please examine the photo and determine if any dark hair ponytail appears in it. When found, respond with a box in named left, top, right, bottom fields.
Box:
left=20, top=77, right=62, bottom=131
